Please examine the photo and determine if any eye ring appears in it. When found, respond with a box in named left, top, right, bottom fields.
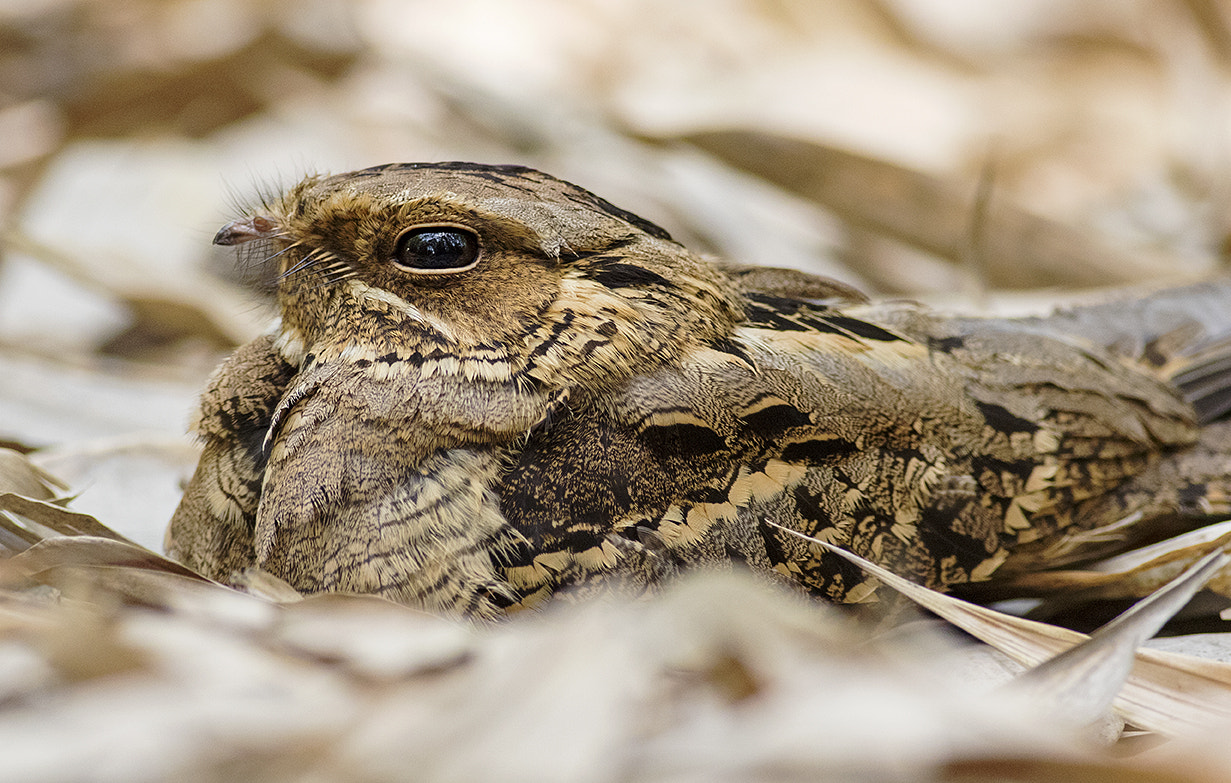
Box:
left=391, top=225, right=481, bottom=274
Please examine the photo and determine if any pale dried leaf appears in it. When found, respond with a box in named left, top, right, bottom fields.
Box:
left=1145, top=634, right=1231, bottom=665
left=230, top=566, right=304, bottom=603
left=0, top=351, right=202, bottom=448
left=32, top=435, right=202, bottom=552
left=0, top=494, right=139, bottom=546
left=1014, top=551, right=1230, bottom=727
left=780, top=527, right=1231, bottom=737
left=995, top=522, right=1231, bottom=602
left=0, top=448, right=68, bottom=500
left=5, top=229, right=265, bottom=350
left=275, top=593, right=472, bottom=680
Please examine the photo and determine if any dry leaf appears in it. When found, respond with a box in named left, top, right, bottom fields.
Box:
left=12, top=536, right=210, bottom=583
left=784, top=528, right=1231, bottom=737
left=1014, top=551, right=1230, bottom=728
left=0, top=494, right=140, bottom=546
left=0, top=448, right=69, bottom=500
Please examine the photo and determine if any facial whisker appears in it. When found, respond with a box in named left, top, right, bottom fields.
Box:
left=322, top=267, right=357, bottom=284
left=278, top=249, right=327, bottom=281
left=308, top=275, right=353, bottom=293
left=263, top=240, right=305, bottom=266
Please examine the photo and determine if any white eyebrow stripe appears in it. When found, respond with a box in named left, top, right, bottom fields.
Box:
left=344, top=279, right=457, bottom=342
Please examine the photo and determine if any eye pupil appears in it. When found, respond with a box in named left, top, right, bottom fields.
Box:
left=394, top=227, right=479, bottom=272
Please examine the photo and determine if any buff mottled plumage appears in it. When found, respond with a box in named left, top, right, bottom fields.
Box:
left=167, top=162, right=1231, bottom=619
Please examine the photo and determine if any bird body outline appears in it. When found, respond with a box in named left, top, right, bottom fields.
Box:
left=167, top=162, right=1229, bottom=618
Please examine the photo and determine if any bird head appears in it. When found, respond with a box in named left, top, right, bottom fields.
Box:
left=216, top=162, right=744, bottom=392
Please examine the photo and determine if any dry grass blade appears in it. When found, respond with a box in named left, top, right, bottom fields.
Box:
left=230, top=567, right=304, bottom=603
left=768, top=523, right=1231, bottom=736
left=6, top=537, right=282, bottom=628
left=0, top=448, right=69, bottom=500
left=0, top=518, right=42, bottom=555
left=999, top=521, right=1231, bottom=603
left=0, top=492, right=139, bottom=547
left=1013, top=550, right=1230, bottom=727
left=11, top=536, right=212, bottom=584
left=683, top=130, right=1176, bottom=289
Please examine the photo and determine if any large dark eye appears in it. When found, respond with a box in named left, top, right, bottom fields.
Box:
left=392, top=226, right=480, bottom=273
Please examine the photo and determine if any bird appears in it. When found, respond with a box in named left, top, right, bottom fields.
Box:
left=166, top=161, right=1231, bottom=620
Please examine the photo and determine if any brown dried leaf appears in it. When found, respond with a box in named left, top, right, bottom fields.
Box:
left=0, top=493, right=139, bottom=546
left=1014, top=551, right=1230, bottom=727
left=998, top=521, right=1231, bottom=602
left=11, top=536, right=210, bottom=584
left=0, top=448, right=68, bottom=500
left=783, top=528, right=1231, bottom=737
left=275, top=593, right=472, bottom=680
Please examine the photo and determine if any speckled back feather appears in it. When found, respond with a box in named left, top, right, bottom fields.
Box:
left=167, top=162, right=1231, bottom=619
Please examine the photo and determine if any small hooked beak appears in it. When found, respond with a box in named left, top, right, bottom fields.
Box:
left=213, top=215, right=280, bottom=246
